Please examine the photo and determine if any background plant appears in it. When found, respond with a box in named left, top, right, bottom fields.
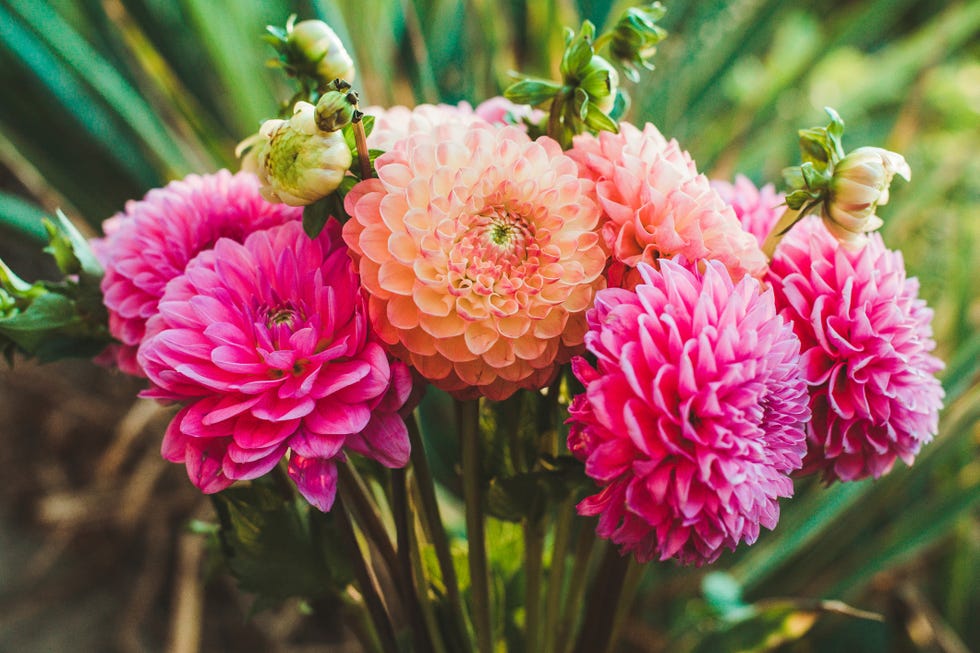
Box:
left=0, top=0, right=977, bottom=651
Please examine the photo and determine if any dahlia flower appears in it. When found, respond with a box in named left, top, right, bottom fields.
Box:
left=365, top=102, right=487, bottom=151
left=568, top=259, right=809, bottom=565
left=569, top=123, right=767, bottom=288
left=344, top=122, right=607, bottom=400
left=138, top=219, right=413, bottom=510
left=474, top=96, right=544, bottom=127
left=97, top=170, right=300, bottom=376
left=768, top=216, right=943, bottom=482
left=711, top=175, right=785, bottom=247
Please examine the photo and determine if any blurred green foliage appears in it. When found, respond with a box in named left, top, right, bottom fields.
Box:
left=0, top=0, right=977, bottom=651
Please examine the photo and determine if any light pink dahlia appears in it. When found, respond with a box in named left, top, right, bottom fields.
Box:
left=569, top=123, right=767, bottom=288
left=98, top=170, right=300, bottom=375
left=138, top=219, right=413, bottom=511
left=344, top=122, right=607, bottom=400
left=711, top=175, right=785, bottom=247
left=768, top=216, right=944, bottom=482
left=365, top=102, right=488, bottom=151
left=568, top=259, right=809, bottom=565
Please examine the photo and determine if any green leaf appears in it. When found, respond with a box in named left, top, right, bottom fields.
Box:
left=303, top=198, right=332, bottom=238
left=504, top=79, right=561, bottom=107
left=485, top=455, right=590, bottom=522
left=583, top=103, right=619, bottom=133
left=0, top=192, right=48, bottom=244
left=43, top=211, right=104, bottom=279
left=211, top=477, right=352, bottom=604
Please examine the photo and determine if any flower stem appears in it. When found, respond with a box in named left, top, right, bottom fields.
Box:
left=406, top=413, right=470, bottom=649
left=353, top=115, right=372, bottom=180
left=392, top=466, right=438, bottom=653
left=523, top=512, right=545, bottom=653
left=337, top=462, right=400, bottom=584
left=333, top=493, right=400, bottom=653
left=605, top=558, right=646, bottom=653
left=542, top=498, right=575, bottom=653
left=555, top=525, right=597, bottom=653
left=459, top=398, right=493, bottom=653
left=570, top=545, right=631, bottom=653
left=761, top=206, right=803, bottom=259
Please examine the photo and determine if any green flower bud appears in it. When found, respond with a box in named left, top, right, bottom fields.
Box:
left=315, top=88, right=358, bottom=132
left=287, top=19, right=355, bottom=85
left=610, top=3, right=668, bottom=82
left=254, top=101, right=353, bottom=206
left=824, top=146, right=910, bottom=245
left=579, top=55, right=619, bottom=114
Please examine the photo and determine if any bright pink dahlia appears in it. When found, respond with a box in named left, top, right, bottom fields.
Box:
left=568, top=259, right=809, bottom=565
left=138, top=219, right=413, bottom=511
left=98, top=170, right=300, bottom=375
left=569, top=123, right=767, bottom=288
left=768, top=216, right=944, bottom=482
left=711, top=175, right=785, bottom=247
left=344, top=122, right=607, bottom=400
left=365, top=102, right=487, bottom=151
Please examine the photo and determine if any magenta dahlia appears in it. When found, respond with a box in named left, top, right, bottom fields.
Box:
left=711, top=175, right=785, bottom=247
left=97, top=170, right=300, bottom=375
left=568, top=259, right=809, bottom=565
left=138, top=219, right=413, bottom=511
left=768, top=216, right=944, bottom=482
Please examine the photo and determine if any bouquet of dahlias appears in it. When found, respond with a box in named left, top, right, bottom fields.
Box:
left=0, top=5, right=947, bottom=652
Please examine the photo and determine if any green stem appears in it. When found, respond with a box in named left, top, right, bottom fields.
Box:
left=459, top=399, right=493, bottom=653
left=556, top=526, right=597, bottom=653
left=604, top=558, right=646, bottom=653
left=333, top=494, right=400, bottom=653
left=761, top=206, right=803, bottom=259
left=392, top=467, right=437, bottom=653
left=571, top=545, right=631, bottom=653
left=408, top=510, right=450, bottom=653
left=337, top=462, right=401, bottom=587
left=542, top=498, right=575, bottom=653
left=523, top=512, right=545, bottom=653
left=407, top=413, right=470, bottom=649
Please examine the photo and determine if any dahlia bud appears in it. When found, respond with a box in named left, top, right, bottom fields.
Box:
left=824, top=146, right=910, bottom=244
left=315, top=86, right=358, bottom=132
left=254, top=101, right=352, bottom=206
left=287, top=19, right=355, bottom=84
left=579, top=55, right=620, bottom=114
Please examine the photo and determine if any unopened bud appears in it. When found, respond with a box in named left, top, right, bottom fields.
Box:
left=579, top=55, right=619, bottom=114
left=253, top=101, right=353, bottom=206
left=610, top=3, right=668, bottom=82
left=825, top=146, right=910, bottom=245
left=288, top=20, right=355, bottom=85
left=315, top=88, right=358, bottom=132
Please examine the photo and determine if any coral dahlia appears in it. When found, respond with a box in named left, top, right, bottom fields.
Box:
left=711, top=175, right=785, bottom=247
left=344, top=122, right=607, bottom=400
left=138, top=219, right=413, bottom=511
left=97, top=170, right=300, bottom=375
left=568, top=259, right=809, bottom=565
left=569, top=123, right=767, bottom=288
left=768, top=216, right=944, bottom=482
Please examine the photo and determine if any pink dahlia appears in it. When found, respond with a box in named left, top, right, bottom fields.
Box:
left=474, top=97, right=546, bottom=128
left=138, top=219, right=413, bottom=511
left=569, top=123, right=767, bottom=288
left=711, top=175, right=785, bottom=247
left=344, top=122, right=607, bottom=400
left=768, top=216, right=944, bottom=482
left=568, top=259, right=809, bottom=565
left=365, top=102, right=487, bottom=151
left=98, top=170, right=300, bottom=375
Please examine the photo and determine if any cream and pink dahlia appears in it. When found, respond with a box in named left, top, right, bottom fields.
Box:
left=768, top=216, right=944, bottom=482
left=711, top=175, right=785, bottom=247
left=344, top=122, right=607, bottom=400
left=138, top=219, right=413, bottom=511
left=365, top=102, right=487, bottom=151
left=568, top=259, right=809, bottom=565
left=97, top=170, right=300, bottom=375
left=569, top=123, right=767, bottom=288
